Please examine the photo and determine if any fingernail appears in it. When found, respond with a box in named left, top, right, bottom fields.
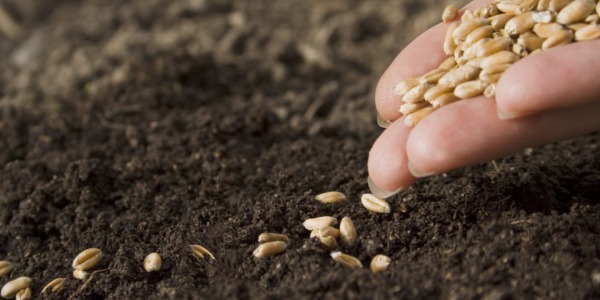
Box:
left=376, top=113, right=392, bottom=128
left=497, top=108, right=516, bottom=120
left=407, top=162, right=438, bottom=178
left=367, top=176, right=404, bottom=199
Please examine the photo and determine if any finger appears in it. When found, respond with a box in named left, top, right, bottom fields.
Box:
left=375, top=0, right=494, bottom=122
left=406, top=97, right=600, bottom=177
left=496, top=39, right=600, bottom=119
left=367, top=119, right=416, bottom=196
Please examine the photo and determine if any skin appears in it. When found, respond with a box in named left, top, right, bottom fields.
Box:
left=368, top=0, right=600, bottom=196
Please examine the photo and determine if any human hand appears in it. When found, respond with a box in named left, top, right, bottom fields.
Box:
left=367, top=0, right=600, bottom=198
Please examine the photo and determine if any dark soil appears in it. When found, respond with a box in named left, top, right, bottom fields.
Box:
left=1, top=0, right=599, bottom=299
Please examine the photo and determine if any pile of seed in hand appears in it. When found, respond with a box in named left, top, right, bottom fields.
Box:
left=395, top=0, right=600, bottom=127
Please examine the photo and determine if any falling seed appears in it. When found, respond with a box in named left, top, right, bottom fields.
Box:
left=72, top=248, right=103, bottom=271
left=340, top=217, right=357, bottom=246
left=361, top=193, right=391, bottom=214
left=42, top=278, right=66, bottom=293
left=1, top=277, right=31, bottom=298
left=314, top=191, right=346, bottom=204
left=253, top=241, right=287, bottom=258
left=73, top=269, right=89, bottom=280
left=0, top=261, right=13, bottom=277
left=144, top=252, right=162, bottom=272
left=190, top=244, right=216, bottom=260
left=330, top=251, right=363, bottom=268
left=15, top=288, right=31, bottom=300
left=258, top=232, right=290, bottom=243
left=370, top=254, right=392, bottom=273
left=303, top=216, right=337, bottom=231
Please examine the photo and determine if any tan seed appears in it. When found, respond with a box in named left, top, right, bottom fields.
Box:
left=484, top=84, right=497, bottom=98
left=72, top=248, right=103, bottom=271
left=480, top=63, right=512, bottom=82
left=1, top=277, right=31, bottom=298
left=42, top=278, right=65, bottom=293
left=597, top=1, right=600, bottom=17
left=330, top=251, right=362, bottom=268
left=315, top=191, right=346, bottom=204
left=0, top=261, right=13, bottom=277
left=424, top=85, right=454, bottom=102
left=431, top=93, right=460, bottom=108
left=480, top=50, right=519, bottom=69
left=557, top=0, right=596, bottom=25
left=453, top=19, right=489, bottom=44
left=404, top=106, right=437, bottom=127
left=542, top=29, right=574, bottom=49
left=394, top=77, right=419, bottom=96
left=303, top=216, right=337, bottom=230
left=403, top=84, right=433, bottom=103
left=419, top=68, right=447, bottom=84
left=253, top=241, right=286, bottom=258
left=505, top=12, right=537, bottom=36
left=538, top=0, right=552, bottom=11
left=454, top=80, right=489, bottom=99
left=489, top=14, right=515, bottom=30
left=549, top=0, right=576, bottom=12
left=444, top=22, right=459, bottom=55
left=477, top=37, right=512, bottom=57
left=497, top=0, right=537, bottom=14
left=360, top=193, right=391, bottom=213
left=258, top=232, right=290, bottom=243
left=533, top=22, right=565, bottom=38
left=370, top=254, right=392, bottom=273
left=517, top=32, right=545, bottom=51
left=438, top=56, right=457, bottom=70
left=442, top=5, right=459, bottom=22
left=144, top=252, right=162, bottom=272
left=190, top=244, right=216, bottom=260
left=400, top=101, right=429, bottom=116
left=340, top=217, right=357, bottom=246
left=310, top=226, right=340, bottom=240
left=463, top=25, right=495, bottom=48
left=568, top=22, right=590, bottom=31
left=575, top=23, right=600, bottom=41
left=73, top=269, right=89, bottom=280
left=15, top=288, right=31, bottom=300
left=438, top=64, right=480, bottom=87
left=319, top=235, right=338, bottom=250
left=532, top=10, right=555, bottom=23
left=584, top=13, right=599, bottom=23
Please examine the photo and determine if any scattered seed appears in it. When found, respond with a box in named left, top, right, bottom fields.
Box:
left=0, top=261, right=13, bottom=277
left=318, top=236, right=338, bottom=250
left=258, top=232, right=290, bottom=243
left=73, top=269, right=89, bottom=280
left=315, top=191, right=346, bottom=204
left=253, top=241, right=286, bottom=258
left=310, top=226, right=340, bottom=239
left=360, top=193, right=391, bottom=214
left=370, top=254, right=392, bottom=273
left=15, top=288, right=31, bottom=300
left=340, top=217, right=357, bottom=246
left=190, top=244, right=216, bottom=260
left=144, top=252, right=162, bottom=272
left=42, top=278, right=66, bottom=293
left=330, top=251, right=362, bottom=268
left=72, top=248, right=103, bottom=271
left=1, top=277, right=31, bottom=298
left=303, top=216, right=337, bottom=231
left=442, top=5, right=459, bottom=22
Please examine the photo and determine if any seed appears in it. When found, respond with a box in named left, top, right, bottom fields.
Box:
left=557, top=0, right=596, bottom=25
left=15, top=288, right=31, bottom=300
left=253, top=241, right=286, bottom=258
left=72, top=248, right=103, bottom=271
left=403, top=84, right=433, bottom=103
left=584, top=13, right=599, bottom=23
left=463, top=25, right=495, bottom=48
left=0, top=261, right=13, bottom=277
left=480, top=63, right=512, bottom=82
left=370, top=254, right=391, bottom=273
left=597, top=1, right=600, bottom=16
left=42, top=278, right=65, bottom=293
left=438, top=64, right=480, bottom=87
left=431, top=93, right=460, bottom=108
left=444, top=22, right=459, bottom=55
left=575, top=23, right=600, bottom=41
left=400, top=101, right=429, bottom=115
left=505, top=12, right=537, bottom=36
left=438, top=56, right=457, bottom=70
left=310, top=226, right=340, bottom=239
left=497, top=0, right=537, bottom=14
left=73, top=269, right=89, bottom=280
left=442, top=5, right=459, bottom=22
left=568, top=22, right=589, bottom=31
left=303, top=216, right=337, bottom=230
left=453, top=19, right=489, bottom=44
left=542, top=29, right=574, bottom=49
left=550, top=0, right=576, bottom=12
left=532, top=10, right=555, bottom=23
left=404, top=106, right=436, bottom=127
left=258, top=232, right=290, bottom=243
left=517, top=32, right=545, bottom=51
left=419, top=68, right=447, bottom=84
left=480, top=51, right=519, bottom=69
left=360, top=193, right=391, bottom=213
left=144, top=252, right=162, bottom=272
left=538, top=0, right=552, bottom=11
left=477, top=37, right=512, bottom=57
left=454, top=80, right=489, bottom=99
left=330, top=251, right=362, bottom=268
left=340, top=217, right=357, bottom=246
left=424, top=85, right=454, bottom=102
left=533, top=22, right=565, bottom=37
left=314, top=191, right=346, bottom=204
left=319, top=236, right=338, bottom=250
left=394, top=77, right=419, bottom=96
left=489, top=14, right=515, bottom=30
left=1, top=277, right=31, bottom=298
left=484, top=84, right=496, bottom=98
left=190, top=244, right=216, bottom=260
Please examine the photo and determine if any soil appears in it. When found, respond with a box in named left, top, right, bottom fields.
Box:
left=0, top=0, right=599, bottom=299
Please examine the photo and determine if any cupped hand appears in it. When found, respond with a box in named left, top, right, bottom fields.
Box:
left=367, top=0, right=600, bottom=198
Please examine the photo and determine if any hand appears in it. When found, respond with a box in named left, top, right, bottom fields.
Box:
left=367, top=0, right=600, bottom=198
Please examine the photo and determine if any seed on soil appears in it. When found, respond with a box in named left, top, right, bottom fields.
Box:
left=303, top=216, right=337, bottom=230
left=370, top=254, right=392, bottom=273
left=73, top=269, right=89, bottom=280
left=340, top=217, right=357, bottom=246
left=314, top=191, right=346, bottom=204
left=310, top=226, right=340, bottom=239
left=253, top=241, right=287, bottom=258
left=42, top=278, right=66, bottom=293
left=258, top=232, right=290, bottom=243
left=442, top=5, right=459, bottom=22
left=0, top=261, right=13, bottom=277
left=144, top=252, right=162, bottom=272
left=72, top=248, right=103, bottom=271
left=1, top=277, right=31, bottom=298
left=330, top=251, right=363, bottom=268
left=319, top=235, right=338, bottom=250
left=190, top=244, right=216, bottom=260
left=360, top=193, right=391, bottom=214
left=15, top=288, right=31, bottom=300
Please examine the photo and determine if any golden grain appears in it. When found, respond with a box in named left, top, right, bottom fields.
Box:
left=310, top=226, right=340, bottom=239
left=330, top=251, right=363, bottom=268
left=424, top=85, right=454, bottom=102
left=438, top=64, right=480, bottom=87
left=315, top=191, right=346, bottom=204
left=404, top=106, right=437, bottom=126
left=370, top=254, right=392, bottom=273
left=400, top=101, right=429, bottom=115
left=15, top=288, right=31, bottom=300
left=73, top=269, right=89, bottom=280
left=72, top=248, right=103, bottom=271
left=489, top=13, right=514, bottom=30
left=575, top=23, right=600, bottom=40
left=319, top=236, right=338, bottom=250
left=303, top=216, right=337, bottom=230
left=484, top=84, right=497, bottom=98
left=253, top=241, right=286, bottom=258
left=0, top=261, right=13, bottom=277
left=533, top=22, right=565, bottom=37
left=442, top=5, right=459, bottom=22
left=505, top=12, right=537, bottom=35
left=517, top=32, right=546, bottom=51
left=394, top=77, right=419, bottom=96
left=144, top=252, right=162, bottom=272
left=480, top=50, right=519, bottom=69
left=444, top=22, right=460, bottom=55
left=438, top=56, right=457, bottom=70
left=542, top=28, right=574, bottom=49
left=403, top=84, right=433, bottom=103
left=431, top=92, right=460, bottom=108
left=360, top=193, right=391, bottom=214
left=556, top=0, right=596, bottom=24
left=1, top=277, right=31, bottom=298
left=190, top=244, right=216, bottom=260
left=533, top=10, right=555, bottom=23
left=258, top=232, right=290, bottom=243
left=42, top=278, right=65, bottom=293
left=453, top=19, right=489, bottom=43
left=340, top=217, right=357, bottom=246
left=454, top=80, right=489, bottom=99
left=419, top=68, right=448, bottom=84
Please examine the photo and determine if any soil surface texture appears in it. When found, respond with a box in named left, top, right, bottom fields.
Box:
left=1, top=0, right=599, bottom=299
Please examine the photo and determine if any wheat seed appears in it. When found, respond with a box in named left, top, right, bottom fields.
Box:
left=319, top=235, right=338, bottom=250
left=463, top=25, right=495, bottom=48
left=72, top=248, right=103, bottom=271
left=556, top=0, right=596, bottom=24
left=403, top=84, right=433, bottom=103
left=439, top=56, right=458, bottom=70
left=480, top=50, right=519, bottom=69
left=419, top=68, right=448, bottom=84
left=533, top=22, right=564, bottom=37
left=424, top=85, right=454, bottom=102
left=253, top=241, right=286, bottom=258
left=532, top=10, right=555, bottom=23
left=404, top=106, right=436, bottom=127
left=360, top=193, right=391, bottom=214
left=15, top=288, right=31, bottom=300
left=505, top=11, right=537, bottom=35
left=394, top=77, right=419, bottom=96
left=42, top=278, right=65, bottom=293
left=444, top=22, right=460, bottom=55
left=73, top=269, right=89, bottom=280
left=258, top=232, right=290, bottom=243
left=144, top=252, right=162, bottom=272
left=400, top=101, right=429, bottom=115
left=330, top=251, right=363, bottom=268
left=442, top=5, right=459, bottom=22
left=484, top=84, right=497, bottom=97
left=549, top=0, right=575, bottom=12
left=1, top=277, right=31, bottom=298
left=190, top=244, right=216, bottom=260
left=303, top=216, right=337, bottom=230
left=340, top=217, right=357, bottom=246
left=310, top=226, right=340, bottom=239
left=454, top=80, right=489, bottom=99
left=0, top=261, right=13, bottom=277
left=315, top=191, right=346, bottom=204
left=517, top=32, right=545, bottom=51
left=542, top=28, right=574, bottom=49
left=575, top=23, right=600, bottom=41
left=431, top=92, right=460, bottom=107
left=370, top=254, right=392, bottom=273
left=489, top=13, right=514, bottom=30
left=438, top=64, right=480, bottom=87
